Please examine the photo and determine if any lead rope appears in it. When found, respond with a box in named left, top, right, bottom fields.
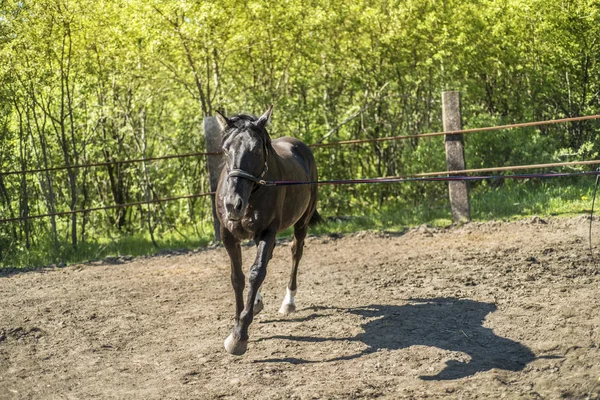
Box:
left=589, top=168, right=600, bottom=267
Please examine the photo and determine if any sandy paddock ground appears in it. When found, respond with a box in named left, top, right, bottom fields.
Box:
left=1, top=216, right=600, bottom=399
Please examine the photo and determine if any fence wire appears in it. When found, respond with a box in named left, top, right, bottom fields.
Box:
left=2, top=159, right=599, bottom=223
left=2, top=114, right=599, bottom=177
left=2, top=114, right=600, bottom=224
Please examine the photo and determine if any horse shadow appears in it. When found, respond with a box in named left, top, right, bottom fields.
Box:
left=256, top=297, right=540, bottom=380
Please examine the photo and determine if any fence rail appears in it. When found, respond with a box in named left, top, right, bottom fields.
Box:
left=3, top=158, right=599, bottom=224
left=310, top=114, right=600, bottom=147
left=3, top=114, right=599, bottom=177
left=0, top=151, right=220, bottom=177
left=0, top=193, right=213, bottom=224
left=2, top=104, right=600, bottom=231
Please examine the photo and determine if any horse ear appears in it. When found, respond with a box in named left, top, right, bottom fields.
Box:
left=215, top=110, right=230, bottom=131
left=256, top=104, right=274, bottom=129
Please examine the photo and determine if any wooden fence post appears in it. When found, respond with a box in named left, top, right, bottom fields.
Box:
left=442, top=91, right=471, bottom=223
left=203, top=116, right=224, bottom=242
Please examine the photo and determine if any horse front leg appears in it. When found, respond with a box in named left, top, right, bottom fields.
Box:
left=224, top=229, right=276, bottom=355
left=222, top=230, right=245, bottom=345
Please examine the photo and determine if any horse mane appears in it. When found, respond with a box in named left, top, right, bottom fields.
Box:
left=221, top=114, right=270, bottom=147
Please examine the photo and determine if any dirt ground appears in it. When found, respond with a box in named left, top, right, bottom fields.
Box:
left=1, top=216, right=600, bottom=399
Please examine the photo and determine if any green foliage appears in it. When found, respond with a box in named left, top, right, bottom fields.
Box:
left=471, top=177, right=595, bottom=219
left=1, top=0, right=600, bottom=268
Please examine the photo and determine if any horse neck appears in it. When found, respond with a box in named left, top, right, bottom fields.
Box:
left=264, top=143, right=279, bottom=178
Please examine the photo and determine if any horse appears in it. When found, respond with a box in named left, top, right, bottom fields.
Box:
left=215, top=105, right=321, bottom=355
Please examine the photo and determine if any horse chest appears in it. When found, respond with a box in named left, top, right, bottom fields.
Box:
left=225, top=207, right=269, bottom=239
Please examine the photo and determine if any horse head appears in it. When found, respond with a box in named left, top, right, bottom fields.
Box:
left=216, top=105, right=273, bottom=221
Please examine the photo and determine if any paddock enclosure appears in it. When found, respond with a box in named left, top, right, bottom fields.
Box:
left=1, top=216, right=600, bottom=399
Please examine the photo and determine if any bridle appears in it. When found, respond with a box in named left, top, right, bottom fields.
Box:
left=227, top=146, right=273, bottom=187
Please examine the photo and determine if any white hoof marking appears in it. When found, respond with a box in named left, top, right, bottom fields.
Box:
left=279, top=288, right=297, bottom=315
left=254, top=291, right=264, bottom=315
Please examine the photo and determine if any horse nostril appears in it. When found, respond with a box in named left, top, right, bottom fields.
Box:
left=234, top=198, right=243, bottom=211
left=225, top=196, right=245, bottom=219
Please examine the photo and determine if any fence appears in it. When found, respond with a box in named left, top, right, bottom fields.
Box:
left=2, top=91, right=600, bottom=243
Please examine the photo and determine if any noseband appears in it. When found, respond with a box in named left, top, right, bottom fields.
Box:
left=227, top=148, right=273, bottom=186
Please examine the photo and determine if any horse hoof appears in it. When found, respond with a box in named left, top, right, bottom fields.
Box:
left=279, top=303, right=296, bottom=315
left=224, top=334, right=248, bottom=356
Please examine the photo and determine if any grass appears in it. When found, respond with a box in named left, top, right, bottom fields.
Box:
left=1, top=226, right=214, bottom=271
left=299, top=176, right=596, bottom=237
left=471, top=177, right=595, bottom=219
left=1, top=177, right=597, bottom=270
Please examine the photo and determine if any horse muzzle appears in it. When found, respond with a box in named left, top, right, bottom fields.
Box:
left=225, top=194, right=247, bottom=221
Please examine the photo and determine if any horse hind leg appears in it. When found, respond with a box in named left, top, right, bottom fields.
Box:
left=279, top=222, right=308, bottom=315
left=279, top=287, right=296, bottom=316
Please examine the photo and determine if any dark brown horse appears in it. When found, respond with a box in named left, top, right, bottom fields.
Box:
left=215, top=105, right=320, bottom=355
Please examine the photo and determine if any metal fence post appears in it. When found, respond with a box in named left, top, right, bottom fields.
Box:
left=442, top=91, right=471, bottom=223
left=203, top=116, right=224, bottom=242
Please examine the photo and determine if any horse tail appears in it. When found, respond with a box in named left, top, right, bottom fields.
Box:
left=309, top=210, right=324, bottom=227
